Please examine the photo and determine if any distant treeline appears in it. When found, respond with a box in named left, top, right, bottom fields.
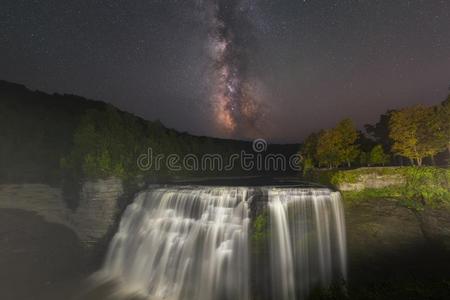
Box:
left=1, top=80, right=448, bottom=182
left=299, top=96, right=449, bottom=173
left=0, top=80, right=298, bottom=182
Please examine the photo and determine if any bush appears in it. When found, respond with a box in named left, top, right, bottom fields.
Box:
left=402, top=167, right=450, bottom=205
left=251, top=211, right=269, bottom=254
left=330, top=171, right=359, bottom=185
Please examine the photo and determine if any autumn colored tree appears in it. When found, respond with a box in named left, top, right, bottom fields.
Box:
left=315, top=118, right=359, bottom=168
left=389, top=106, right=421, bottom=165
left=316, top=129, right=342, bottom=168
left=389, top=105, right=442, bottom=166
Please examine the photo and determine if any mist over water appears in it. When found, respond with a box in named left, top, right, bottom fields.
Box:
left=101, top=185, right=346, bottom=300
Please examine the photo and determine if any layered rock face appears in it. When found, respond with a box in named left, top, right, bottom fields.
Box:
left=0, top=178, right=123, bottom=250
left=337, top=173, right=405, bottom=191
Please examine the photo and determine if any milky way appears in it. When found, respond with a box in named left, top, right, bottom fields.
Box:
left=1, top=0, right=450, bottom=142
left=205, top=0, right=265, bottom=139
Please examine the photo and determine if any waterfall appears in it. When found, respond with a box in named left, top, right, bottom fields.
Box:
left=103, top=186, right=250, bottom=300
left=268, top=188, right=347, bottom=300
left=100, top=185, right=346, bottom=300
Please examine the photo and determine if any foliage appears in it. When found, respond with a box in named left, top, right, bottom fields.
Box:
left=302, top=156, right=315, bottom=176
left=330, top=170, right=360, bottom=185
left=1, top=79, right=448, bottom=183
left=369, top=145, right=390, bottom=166
left=316, top=129, right=342, bottom=168
left=356, top=130, right=377, bottom=153
left=336, top=118, right=360, bottom=167
left=364, top=110, right=394, bottom=153
left=61, top=106, right=269, bottom=179
left=359, top=151, right=369, bottom=167
left=62, top=107, right=152, bottom=179
left=325, top=167, right=450, bottom=208
left=341, top=188, right=405, bottom=207
left=0, top=80, right=106, bottom=182
left=389, top=105, right=444, bottom=166
left=315, top=119, right=360, bottom=168
left=5, top=80, right=300, bottom=182
left=299, top=133, right=319, bottom=172
left=436, top=96, right=450, bottom=159
left=251, top=211, right=269, bottom=254
left=302, top=97, right=448, bottom=171
left=309, top=169, right=338, bottom=186
left=401, top=167, right=450, bottom=206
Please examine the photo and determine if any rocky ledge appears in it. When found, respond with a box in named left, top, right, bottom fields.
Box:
left=0, top=178, right=124, bottom=253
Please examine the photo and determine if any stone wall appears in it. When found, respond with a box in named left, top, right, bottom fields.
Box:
left=0, top=177, right=123, bottom=250
left=338, top=172, right=405, bottom=191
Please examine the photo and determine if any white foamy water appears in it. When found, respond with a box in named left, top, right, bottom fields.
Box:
left=268, top=188, right=347, bottom=300
left=102, top=186, right=250, bottom=300
left=101, top=185, right=346, bottom=300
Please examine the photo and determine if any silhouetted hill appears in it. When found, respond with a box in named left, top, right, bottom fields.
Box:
left=0, top=80, right=108, bottom=181
left=0, top=80, right=300, bottom=182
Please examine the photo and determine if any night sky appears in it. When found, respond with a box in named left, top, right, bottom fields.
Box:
left=1, top=0, right=449, bottom=142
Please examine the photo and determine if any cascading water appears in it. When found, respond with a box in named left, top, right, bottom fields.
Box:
left=102, top=186, right=250, bottom=300
left=268, top=188, right=347, bottom=300
left=100, top=185, right=346, bottom=300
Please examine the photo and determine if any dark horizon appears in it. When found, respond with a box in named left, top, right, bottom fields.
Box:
left=0, top=78, right=304, bottom=147
left=1, top=0, right=449, bottom=143
left=3, top=77, right=449, bottom=146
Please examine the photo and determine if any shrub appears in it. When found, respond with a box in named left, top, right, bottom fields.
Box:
left=252, top=211, right=269, bottom=254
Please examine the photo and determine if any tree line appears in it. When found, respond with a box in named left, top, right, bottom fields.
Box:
left=299, top=95, right=449, bottom=172
left=61, top=106, right=256, bottom=179
left=0, top=80, right=256, bottom=182
left=1, top=80, right=448, bottom=182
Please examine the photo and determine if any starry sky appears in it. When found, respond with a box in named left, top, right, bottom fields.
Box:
left=1, top=0, right=449, bottom=143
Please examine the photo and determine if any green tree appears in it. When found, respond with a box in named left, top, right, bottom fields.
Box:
left=359, top=151, right=369, bottom=167
left=301, top=156, right=314, bottom=176
left=63, top=107, right=152, bottom=178
left=369, top=144, right=390, bottom=166
left=300, top=132, right=319, bottom=167
left=365, top=110, right=395, bottom=152
left=335, top=118, right=360, bottom=167
left=436, top=96, right=450, bottom=157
